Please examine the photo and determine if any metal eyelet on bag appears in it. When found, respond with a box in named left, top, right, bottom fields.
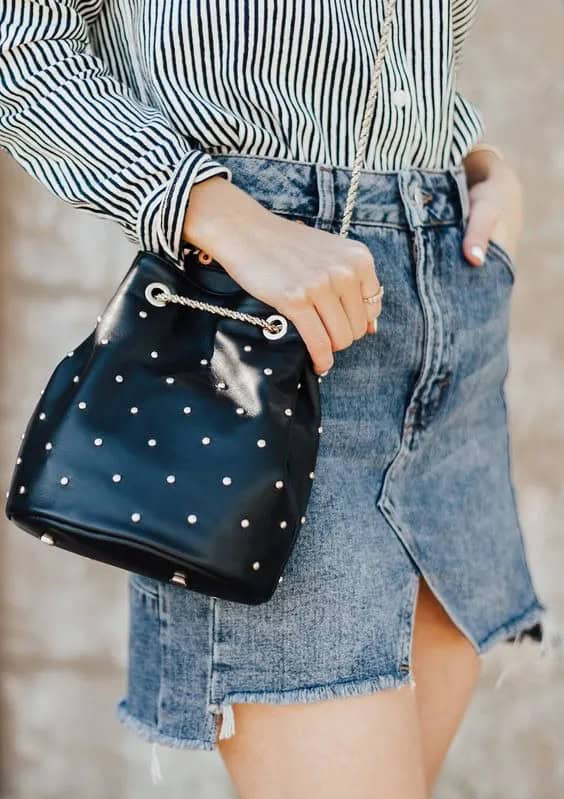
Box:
left=170, top=571, right=188, bottom=587
left=145, top=282, right=172, bottom=308
left=262, top=314, right=288, bottom=340
left=197, top=250, right=213, bottom=265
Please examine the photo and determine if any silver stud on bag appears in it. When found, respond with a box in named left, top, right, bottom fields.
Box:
left=200, top=358, right=208, bottom=366
left=78, top=401, right=87, bottom=410
left=67, top=351, right=74, bottom=358
left=101, top=338, right=109, bottom=345
left=202, top=436, right=211, bottom=445
left=112, top=474, right=122, bottom=483
left=39, top=412, right=46, bottom=420
left=151, top=351, right=158, bottom=359
left=187, top=514, right=198, bottom=524
left=301, top=516, right=306, bottom=524
left=45, top=442, right=53, bottom=451
left=16, top=457, right=22, bottom=465
left=147, top=438, right=157, bottom=447
left=280, top=521, right=287, bottom=529
left=115, top=374, right=124, bottom=383
left=217, top=381, right=226, bottom=390
left=309, top=471, right=315, bottom=479
left=284, top=408, right=293, bottom=416
left=263, top=368, right=273, bottom=376
left=241, top=518, right=250, bottom=528
left=297, top=382, right=302, bottom=389
left=166, top=377, right=175, bottom=385
left=73, top=375, right=80, bottom=383
left=170, top=572, right=187, bottom=587
left=243, top=345, right=252, bottom=352
left=59, top=476, right=70, bottom=486
left=257, top=439, right=266, bottom=448
left=130, top=406, right=139, bottom=414
left=41, top=533, right=55, bottom=545
left=166, top=475, right=176, bottom=484
left=222, top=476, right=232, bottom=486
left=252, top=561, right=261, bottom=571
left=94, top=438, right=103, bottom=447
left=275, top=480, right=284, bottom=489
left=318, top=426, right=323, bottom=434
left=183, top=406, right=192, bottom=415
left=18, top=485, right=26, bottom=494
left=139, top=310, right=148, bottom=319
left=236, top=407, right=245, bottom=415
left=131, top=512, right=141, bottom=523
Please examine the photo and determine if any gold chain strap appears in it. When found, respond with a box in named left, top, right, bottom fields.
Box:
left=150, top=0, right=398, bottom=337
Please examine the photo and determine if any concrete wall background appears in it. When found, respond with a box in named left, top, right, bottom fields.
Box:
left=1, top=2, right=563, bottom=796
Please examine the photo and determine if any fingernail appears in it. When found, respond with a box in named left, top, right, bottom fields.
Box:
left=470, top=245, right=485, bottom=265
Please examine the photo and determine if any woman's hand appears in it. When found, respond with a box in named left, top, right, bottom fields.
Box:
left=182, top=177, right=382, bottom=375
left=462, top=148, right=524, bottom=267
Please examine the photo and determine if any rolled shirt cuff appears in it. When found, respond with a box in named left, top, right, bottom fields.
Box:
left=135, top=149, right=232, bottom=261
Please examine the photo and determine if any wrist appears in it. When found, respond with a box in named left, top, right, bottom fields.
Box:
left=181, top=176, right=269, bottom=256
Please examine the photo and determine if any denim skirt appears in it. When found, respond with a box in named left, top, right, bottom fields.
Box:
left=116, top=153, right=546, bottom=751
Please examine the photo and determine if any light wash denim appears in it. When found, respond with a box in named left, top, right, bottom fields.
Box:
left=116, top=153, right=546, bottom=752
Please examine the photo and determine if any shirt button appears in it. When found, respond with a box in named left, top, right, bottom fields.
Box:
left=392, top=89, right=410, bottom=108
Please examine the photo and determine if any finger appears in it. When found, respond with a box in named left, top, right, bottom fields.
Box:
left=339, top=282, right=372, bottom=340
left=463, top=193, right=500, bottom=267
left=314, top=291, right=355, bottom=352
left=284, top=302, right=334, bottom=375
left=356, top=256, right=383, bottom=324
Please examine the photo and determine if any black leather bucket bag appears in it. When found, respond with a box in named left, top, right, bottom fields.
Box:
left=4, top=0, right=396, bottom=604
left=5, top=249, right=320, bottom=603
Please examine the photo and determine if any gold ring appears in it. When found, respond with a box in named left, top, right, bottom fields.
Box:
left=362, top=285, right=384, bottom=304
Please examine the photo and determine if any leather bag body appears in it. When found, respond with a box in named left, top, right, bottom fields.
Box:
left=5, top=250, right=321, bottom=604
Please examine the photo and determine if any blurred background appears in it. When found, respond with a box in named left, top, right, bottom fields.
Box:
left=1, top=2, right=563, bottom=797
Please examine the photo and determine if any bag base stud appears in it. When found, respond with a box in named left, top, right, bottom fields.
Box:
left=170, top=572, right=188, bottom=587
left=40, top=533, right=55, bottom=546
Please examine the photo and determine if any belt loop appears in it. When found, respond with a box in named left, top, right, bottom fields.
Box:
left=315, top=164, right=335, bottom=229
left=450, top=165, right=470, bottom=225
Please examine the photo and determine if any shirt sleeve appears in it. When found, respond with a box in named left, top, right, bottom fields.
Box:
left=450, top=91, right=486, bottom=166
left=0, top=0, right=233, bottom=261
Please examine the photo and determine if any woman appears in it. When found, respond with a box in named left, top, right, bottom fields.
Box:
left=0, top=0, right=547, bottom=796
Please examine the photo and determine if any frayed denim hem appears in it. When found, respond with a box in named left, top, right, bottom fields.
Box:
left=211, top=670, right=416, bottom=743
left=476, top=600, right=549, bottom=655
left=116, top=671, right=416, bottom=756
left=217, top=670, right=415, bottom=710
left=115, top=699, right=216, bottom=752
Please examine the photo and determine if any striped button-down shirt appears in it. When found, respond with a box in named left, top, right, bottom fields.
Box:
left=0, top=1, right=484, bottom=261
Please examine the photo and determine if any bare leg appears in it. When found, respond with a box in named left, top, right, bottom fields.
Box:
left=217, top=576, right=480, bottom=799
left=218, top=683, right=426, bottom=799
left=411, top=578, right=481, bottom=791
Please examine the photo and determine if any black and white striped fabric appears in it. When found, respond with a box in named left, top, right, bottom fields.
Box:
left=0, top=0, right=483, bottom=261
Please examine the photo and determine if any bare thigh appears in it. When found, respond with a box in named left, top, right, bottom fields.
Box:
left=218, top=576, right=480, bottom=799
left=412, top=578, right=481, bottom=790
left=218, top=683, right=426, bottom=799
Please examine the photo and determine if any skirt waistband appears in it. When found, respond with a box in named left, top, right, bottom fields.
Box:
left=208, top=151, right=470, bottom=230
